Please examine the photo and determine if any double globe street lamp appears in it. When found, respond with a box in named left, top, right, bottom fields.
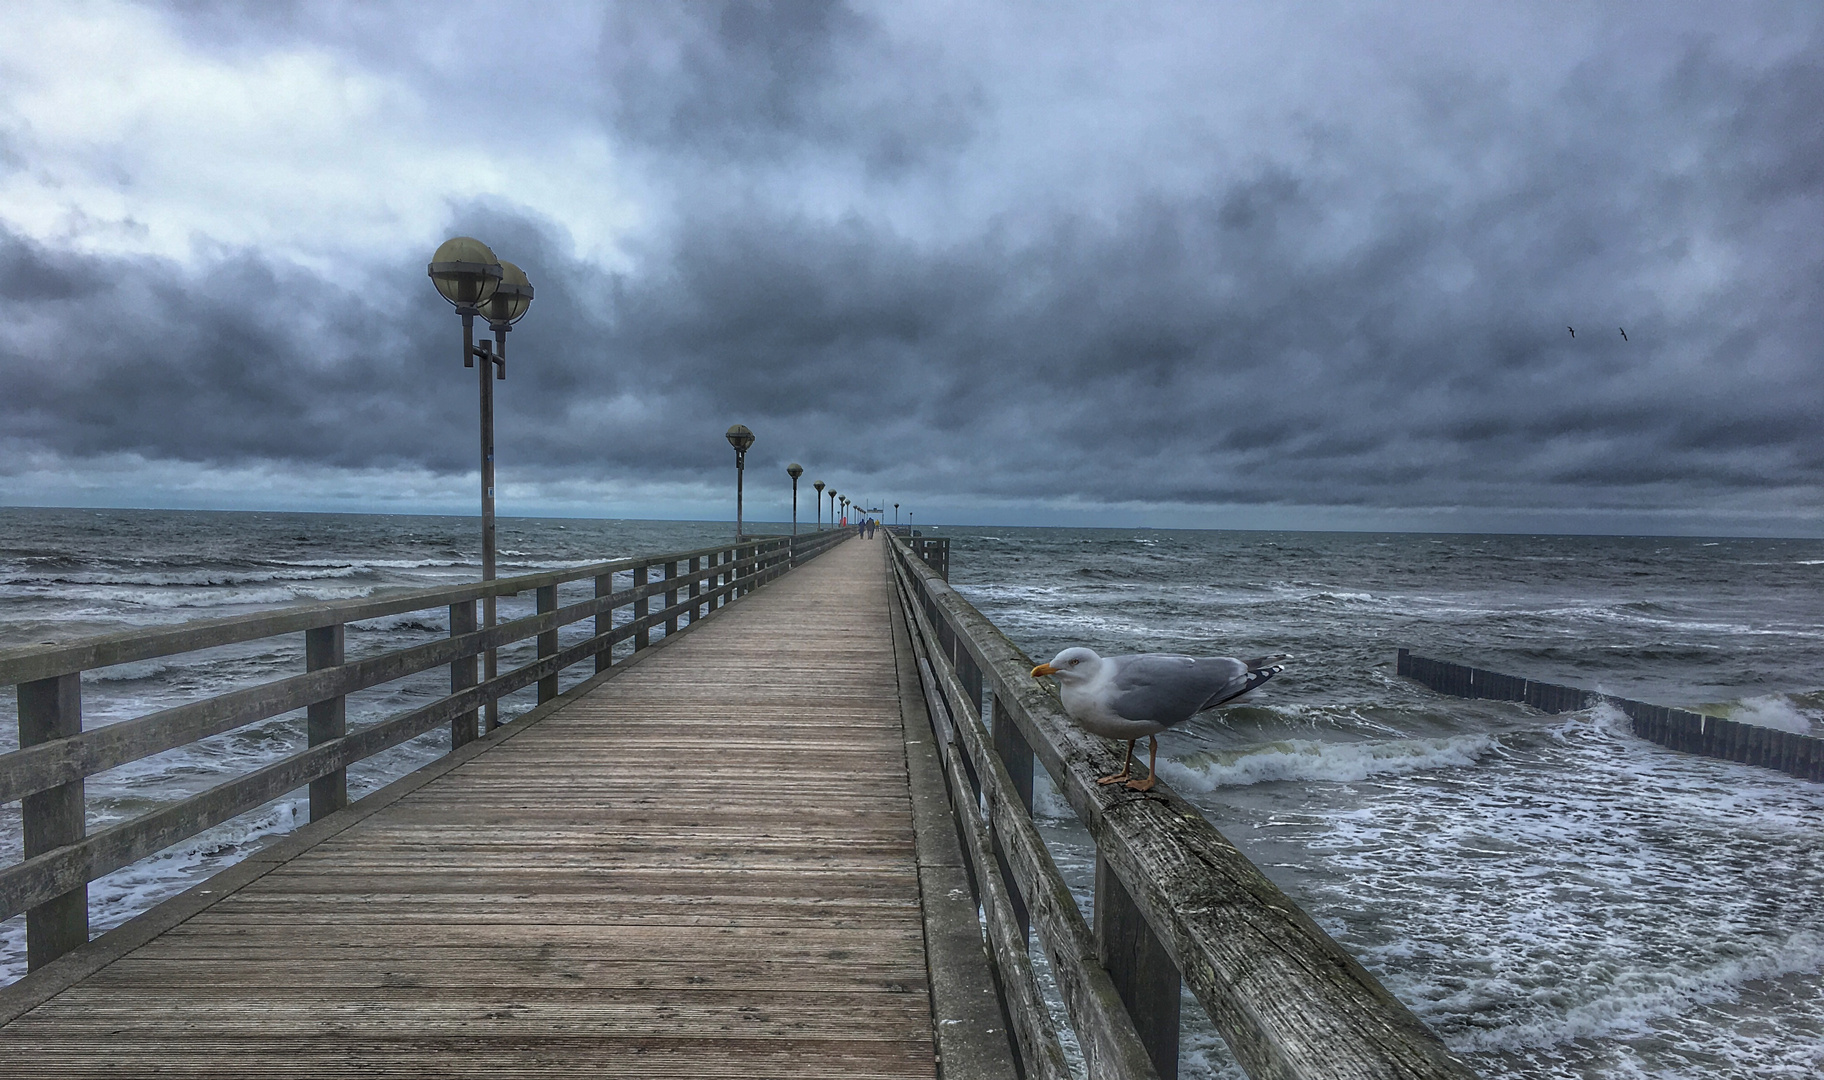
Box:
left=429, top=235, right=533, bottom=733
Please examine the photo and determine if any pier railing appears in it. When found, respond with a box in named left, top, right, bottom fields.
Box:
left=1, top=528, right=847, bottom=972
left=888, top=534, right=1476, bottom=1080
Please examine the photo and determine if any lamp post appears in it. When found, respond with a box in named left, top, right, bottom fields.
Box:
left=429, top=236, right=508, bottom=732
left=830, top=490, right=838, bottom=526
left=894, top=503, right=900, bottom=528
left=813, top=480, right=825, bottom=531
left=726, top=425, right=755, bottom=539
left=787, top=463, right=803, bottom=535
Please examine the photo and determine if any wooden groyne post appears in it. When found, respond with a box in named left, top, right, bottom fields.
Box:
left=1397, top=649, right=1824, bottom=781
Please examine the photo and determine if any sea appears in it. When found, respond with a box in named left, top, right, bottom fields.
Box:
left=3, top=507, right=1822, bottom=1079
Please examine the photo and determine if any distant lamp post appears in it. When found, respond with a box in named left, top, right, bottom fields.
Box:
left=786, top=463, right=804, bottom=535
left=894, top=502, right=900, bottom=528
left=813, top=480, right=825, bottom=531
left=830, top=490, right=838, bottom=525
left=429, top=235, right=513, bottom=733
left=727, top=425, right=755, bottom=538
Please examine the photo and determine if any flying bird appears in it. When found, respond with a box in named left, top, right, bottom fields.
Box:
left=1567, top=326, right=1575, bottom=338
left=1031, top=647, right=1289, bottom=791
left=1619, top=327, right=1628, bottom=341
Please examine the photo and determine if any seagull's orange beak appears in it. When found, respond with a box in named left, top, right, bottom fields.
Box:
left=1031, top=663, right=1058, bottom=677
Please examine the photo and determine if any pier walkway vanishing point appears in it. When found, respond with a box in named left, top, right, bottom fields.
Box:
left=3, top=528, right=1477, bottom=1080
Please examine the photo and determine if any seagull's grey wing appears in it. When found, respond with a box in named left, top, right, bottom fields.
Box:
left=1106, top=655, right=1251, bottom=728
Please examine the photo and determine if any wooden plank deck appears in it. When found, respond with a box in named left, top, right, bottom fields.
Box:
left=1, top=536, right=942, bottom=1078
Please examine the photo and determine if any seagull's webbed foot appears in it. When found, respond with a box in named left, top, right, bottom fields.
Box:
left=1123, top=736, right=1161, bottom=791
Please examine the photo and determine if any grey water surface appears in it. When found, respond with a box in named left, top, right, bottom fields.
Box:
left=948, top=526, right=1824, bottom=1080
left=3, top=510, right=1821, bottom=1079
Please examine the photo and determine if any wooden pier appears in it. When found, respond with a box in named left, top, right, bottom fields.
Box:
left=3, top=531, right=1475, bottom=1080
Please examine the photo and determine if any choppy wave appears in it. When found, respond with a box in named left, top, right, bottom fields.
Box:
left=1450, top=929, right=1824, bottom=1055
left=1160, top=734, right=1500, bottom=790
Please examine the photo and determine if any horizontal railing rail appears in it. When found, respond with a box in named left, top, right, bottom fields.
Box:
left=888, top=534, right=1477, bottom=1080
left=4, top=528, right=848, bottom=972
left=890, top=544, right=1154, bottom=1080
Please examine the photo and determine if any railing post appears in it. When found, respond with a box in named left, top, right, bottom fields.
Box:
left=634, top=564, right=650, bottom=650
left=664, top=561, right=679, bottom=636
left=450, top=599, right=479, bottom=746
left=688, top=556, right=702, bottom=623
left=305, top=624, right=347, bottom=820
left=595, top=572, right=613, bottom=672
left=18, top=673, right=87, bottom=970
left=537, top=583, right=559, bottom=703
left=1096, top=853, right=1182, bottom=1080
left=990, top=691, right=1034, bottom=941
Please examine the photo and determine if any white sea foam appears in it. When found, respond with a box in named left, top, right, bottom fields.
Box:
left=1730, top=694, right=1818, bottom=734
left=1160, top=734, right=1500, bottom=791
left=1448, top=929, right=1824, bottom=1054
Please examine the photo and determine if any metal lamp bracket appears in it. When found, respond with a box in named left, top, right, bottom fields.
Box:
left=471, top=339, right=507, bottom=380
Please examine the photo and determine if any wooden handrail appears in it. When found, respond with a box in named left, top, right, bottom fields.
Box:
left=2, top=529, right=847, bottom=969
left=890, top=548, right=1156, bottom=1080
left=0, top=547, right=808, bottom=802
left=887, top=534, right=1476, bottom=1080
left=0, top=537, right=801, bottom=686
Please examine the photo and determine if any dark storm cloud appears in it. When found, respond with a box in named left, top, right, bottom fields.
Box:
left=6, top=2, right=1824, bottom=528
left=598, top=0, right=978, bottom=170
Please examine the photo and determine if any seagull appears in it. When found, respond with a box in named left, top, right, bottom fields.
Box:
left=1567, top=326, right=1575, bottom=338
left=1619, top=327, right=1628, bottom=341
left=1031, top=647, right=1289, bottom=791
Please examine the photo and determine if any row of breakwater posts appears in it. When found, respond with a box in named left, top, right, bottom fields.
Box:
left=0, top=526, right=1479, bottom=1079
left=1398, top=650, right=1824, bottom=782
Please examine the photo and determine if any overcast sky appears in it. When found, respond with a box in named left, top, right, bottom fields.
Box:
left=1, top=1, right=1820, bottom=534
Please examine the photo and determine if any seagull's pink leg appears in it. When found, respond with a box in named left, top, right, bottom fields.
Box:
left=1127, top=736, right=1159, bottom=792
left=1097, top=740, right=1135, bottom=785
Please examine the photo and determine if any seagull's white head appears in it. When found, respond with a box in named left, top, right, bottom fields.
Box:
left=1031, top=647, right=1102, bottom=684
